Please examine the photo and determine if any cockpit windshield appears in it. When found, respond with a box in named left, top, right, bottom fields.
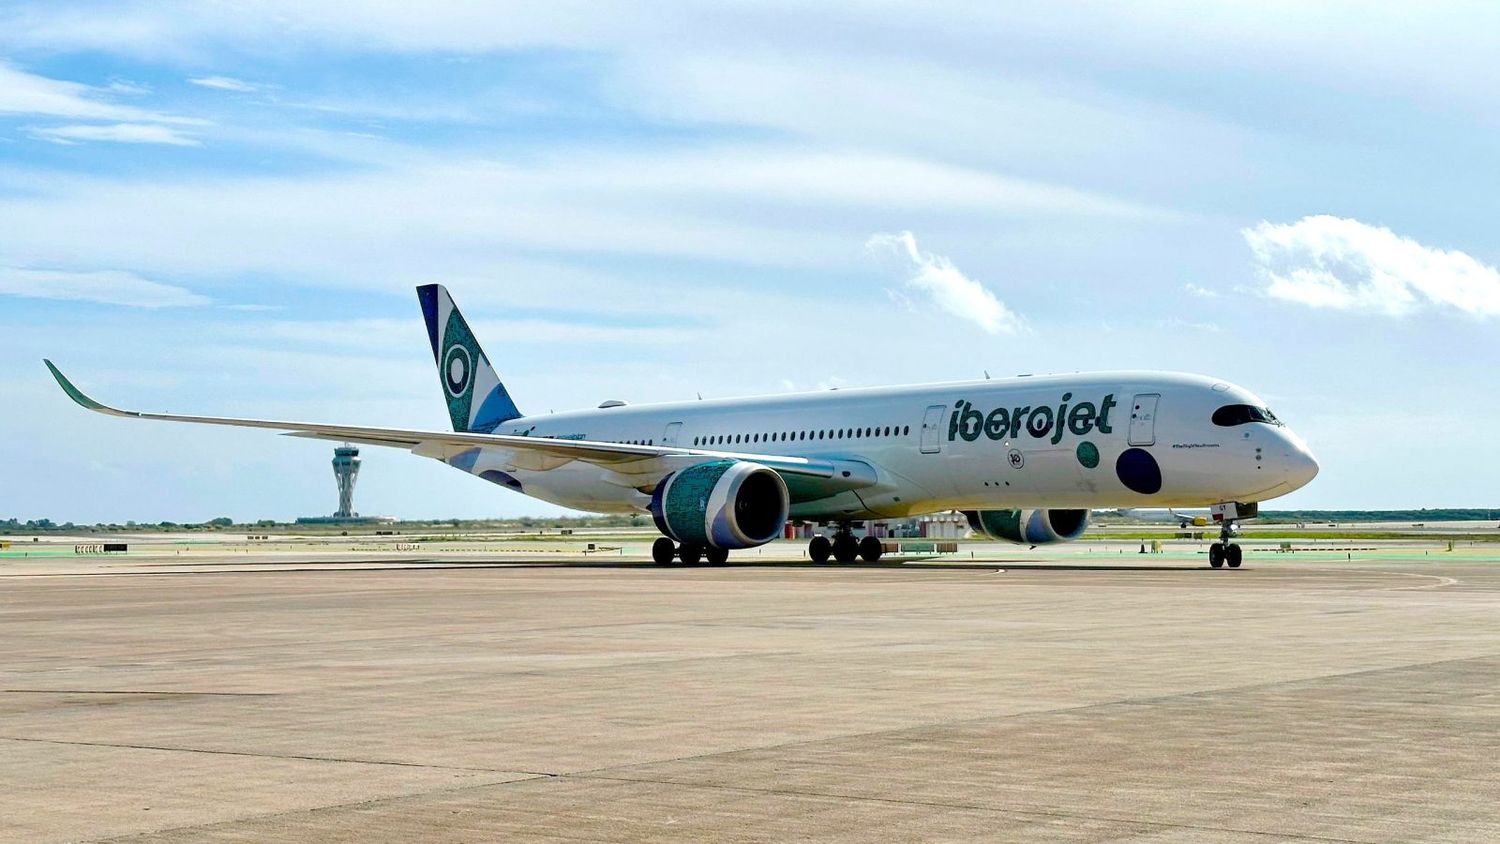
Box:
left=1212, top=404, right=1283, bottom=427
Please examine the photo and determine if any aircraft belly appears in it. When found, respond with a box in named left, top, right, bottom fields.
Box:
left=480, top=461, right=643, bottom=514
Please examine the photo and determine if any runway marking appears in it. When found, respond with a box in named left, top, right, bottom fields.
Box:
left=1339, top=569, right=1461, bottom=591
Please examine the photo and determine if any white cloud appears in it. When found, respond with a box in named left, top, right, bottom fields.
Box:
left=0, top=147, right=1157, bottom=289
left=27, top=123, right=200, bottom=146
left=866, top=231, right=1024, bottom=334
left=189, top=75, right=263, bottom=93
left=229, top=317, right=702, bottom=351
left=0, top=268, right=210, bottom=308
left=1183, top=283, right=1218, bottom=298
left=105, top=79, right=151, bottom=95
left=0, top=62, right=194, bottom=123
left=1244, top=215, right=1500, bottom=318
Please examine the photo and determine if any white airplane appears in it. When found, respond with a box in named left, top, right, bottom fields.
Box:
left=45, top=285, right=1318, bottom=569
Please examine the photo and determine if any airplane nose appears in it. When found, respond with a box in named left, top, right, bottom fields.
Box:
left=1290, top=445, right=1319, bottom=488
left=1277, top=432, right=1319, bottom=490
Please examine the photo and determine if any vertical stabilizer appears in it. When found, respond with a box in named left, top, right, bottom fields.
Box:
left=416, top=285, right=522, bottom=432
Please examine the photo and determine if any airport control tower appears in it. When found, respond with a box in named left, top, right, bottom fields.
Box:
left=295, top=444, right=393, bottom=526
left=332, top=445, right=361, bottom=518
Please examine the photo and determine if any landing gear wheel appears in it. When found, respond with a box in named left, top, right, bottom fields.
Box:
left=652, top=537, right=676, bottom=565
left=679, top=543, right=703, bottom=566
left=808, top=535, right=831, bottom=563
left=1209, top=543, right=1224, bottom=569
left=1226, top=544, right=1243, bottom=568
left=858, top=535, right=884, bottom=563
left=705, top=546, right=729, bottom=565
left=832, top=534, right=859, bottom=564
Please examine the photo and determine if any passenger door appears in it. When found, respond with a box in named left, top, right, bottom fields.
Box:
left=1128, top=394, right=1159, bottom=446
left=661, top=421, right=683, bottom=447
left=920, top=404, right=946, bottom=454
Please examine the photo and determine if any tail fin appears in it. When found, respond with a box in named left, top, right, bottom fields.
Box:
left=416, top=284, right=522, bottom=433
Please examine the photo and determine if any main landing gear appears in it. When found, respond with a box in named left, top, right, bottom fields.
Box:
left=652, top=537, right=729, bottom=566
left=1208, top=521, right=1243, bottom=569
left=807, top=523, right=883, bottom=564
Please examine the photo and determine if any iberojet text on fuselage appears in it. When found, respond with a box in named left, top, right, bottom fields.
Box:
left=949, top=393, right=1119, bottom=444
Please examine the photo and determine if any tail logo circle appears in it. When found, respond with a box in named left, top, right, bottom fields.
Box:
left=443, top=344, right=472, bottom=397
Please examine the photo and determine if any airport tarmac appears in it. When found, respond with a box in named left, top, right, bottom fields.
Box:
left=4, top=542, right=1500, bottom=842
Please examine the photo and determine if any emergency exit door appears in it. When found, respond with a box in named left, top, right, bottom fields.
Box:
left=1128, top=394, right=1159, bottom=446
left=920, top=404, right=947, bottom=453
left=661, top=421, right=682, bottom=447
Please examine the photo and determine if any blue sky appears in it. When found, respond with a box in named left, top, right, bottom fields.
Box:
left=1, top=2, right=1497, bottom=523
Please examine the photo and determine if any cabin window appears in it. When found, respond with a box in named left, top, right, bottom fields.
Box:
left=1212, top=404, right=1283, bottom=427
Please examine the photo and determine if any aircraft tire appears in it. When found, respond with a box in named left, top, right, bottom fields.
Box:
left=705, top=546, right=729, bottom=565
left=832, top=534, right=859, bottom=564
left=652, top=537, right=676, bottom=565
left=808, top=535, right=831, bottom=563
left=858, top=535, right=883, bottom=563
left=1226, top=544, right=1243, bottom=568
left=1209, top=543, right=1225, bottom=568
left=679, top=543, right=704, bottom=566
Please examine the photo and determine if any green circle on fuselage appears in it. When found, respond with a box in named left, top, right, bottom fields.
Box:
left=1077, top=440, right=1100, bottom=469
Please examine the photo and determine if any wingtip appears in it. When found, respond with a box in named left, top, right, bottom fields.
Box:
left=43, top=359, right=106, bottom=411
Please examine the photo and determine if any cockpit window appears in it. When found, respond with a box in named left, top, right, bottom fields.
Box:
left=1212, top=404, right=1283, bottom=427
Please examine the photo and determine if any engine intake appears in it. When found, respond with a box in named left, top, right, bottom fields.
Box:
left=964, top=508, right=1091, bottom=545
left=650, top=460, right=790, bottom=549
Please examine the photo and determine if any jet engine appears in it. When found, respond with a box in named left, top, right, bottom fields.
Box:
left=650, top=460, right=790, bottom=549
left=963, top=508, right=1091, bottom=545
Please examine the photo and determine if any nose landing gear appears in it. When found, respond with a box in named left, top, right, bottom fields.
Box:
left=1207, top=502, right=1256, bottom=570
left=1208, top=522, right=1243, bottom=569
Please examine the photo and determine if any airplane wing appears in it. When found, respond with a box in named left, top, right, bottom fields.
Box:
left=43, top=361, right=876, bottom=492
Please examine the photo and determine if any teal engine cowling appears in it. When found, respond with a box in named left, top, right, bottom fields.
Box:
left=650, top=460, right=790, bottom=549
left=964, top=509, right=1090, bottom=545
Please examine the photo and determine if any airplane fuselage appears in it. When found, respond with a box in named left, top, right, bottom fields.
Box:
left=467, top=370, right=1318, bottom=520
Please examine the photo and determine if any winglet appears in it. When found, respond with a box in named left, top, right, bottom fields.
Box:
left=43, top=359, right=108, bottom=412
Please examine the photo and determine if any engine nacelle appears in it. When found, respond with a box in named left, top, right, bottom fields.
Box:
left=964, top=508, right=1091, bottom=545
left=650, top=460, right=790, bottom=549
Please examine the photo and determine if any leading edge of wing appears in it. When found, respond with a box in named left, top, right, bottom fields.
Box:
left=42, top=360, right=839, bottom=479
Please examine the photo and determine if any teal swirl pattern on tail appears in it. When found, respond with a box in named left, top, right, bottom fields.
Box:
left=417, top=284, right=522, bottom=433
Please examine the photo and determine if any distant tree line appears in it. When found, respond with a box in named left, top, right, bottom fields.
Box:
left=1258, top=509, right=1498, bottom=523
left=1, top=513, right=649, bottom=534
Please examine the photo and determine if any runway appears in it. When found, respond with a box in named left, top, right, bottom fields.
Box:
left=4, top=548, right=1499, bottom=842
